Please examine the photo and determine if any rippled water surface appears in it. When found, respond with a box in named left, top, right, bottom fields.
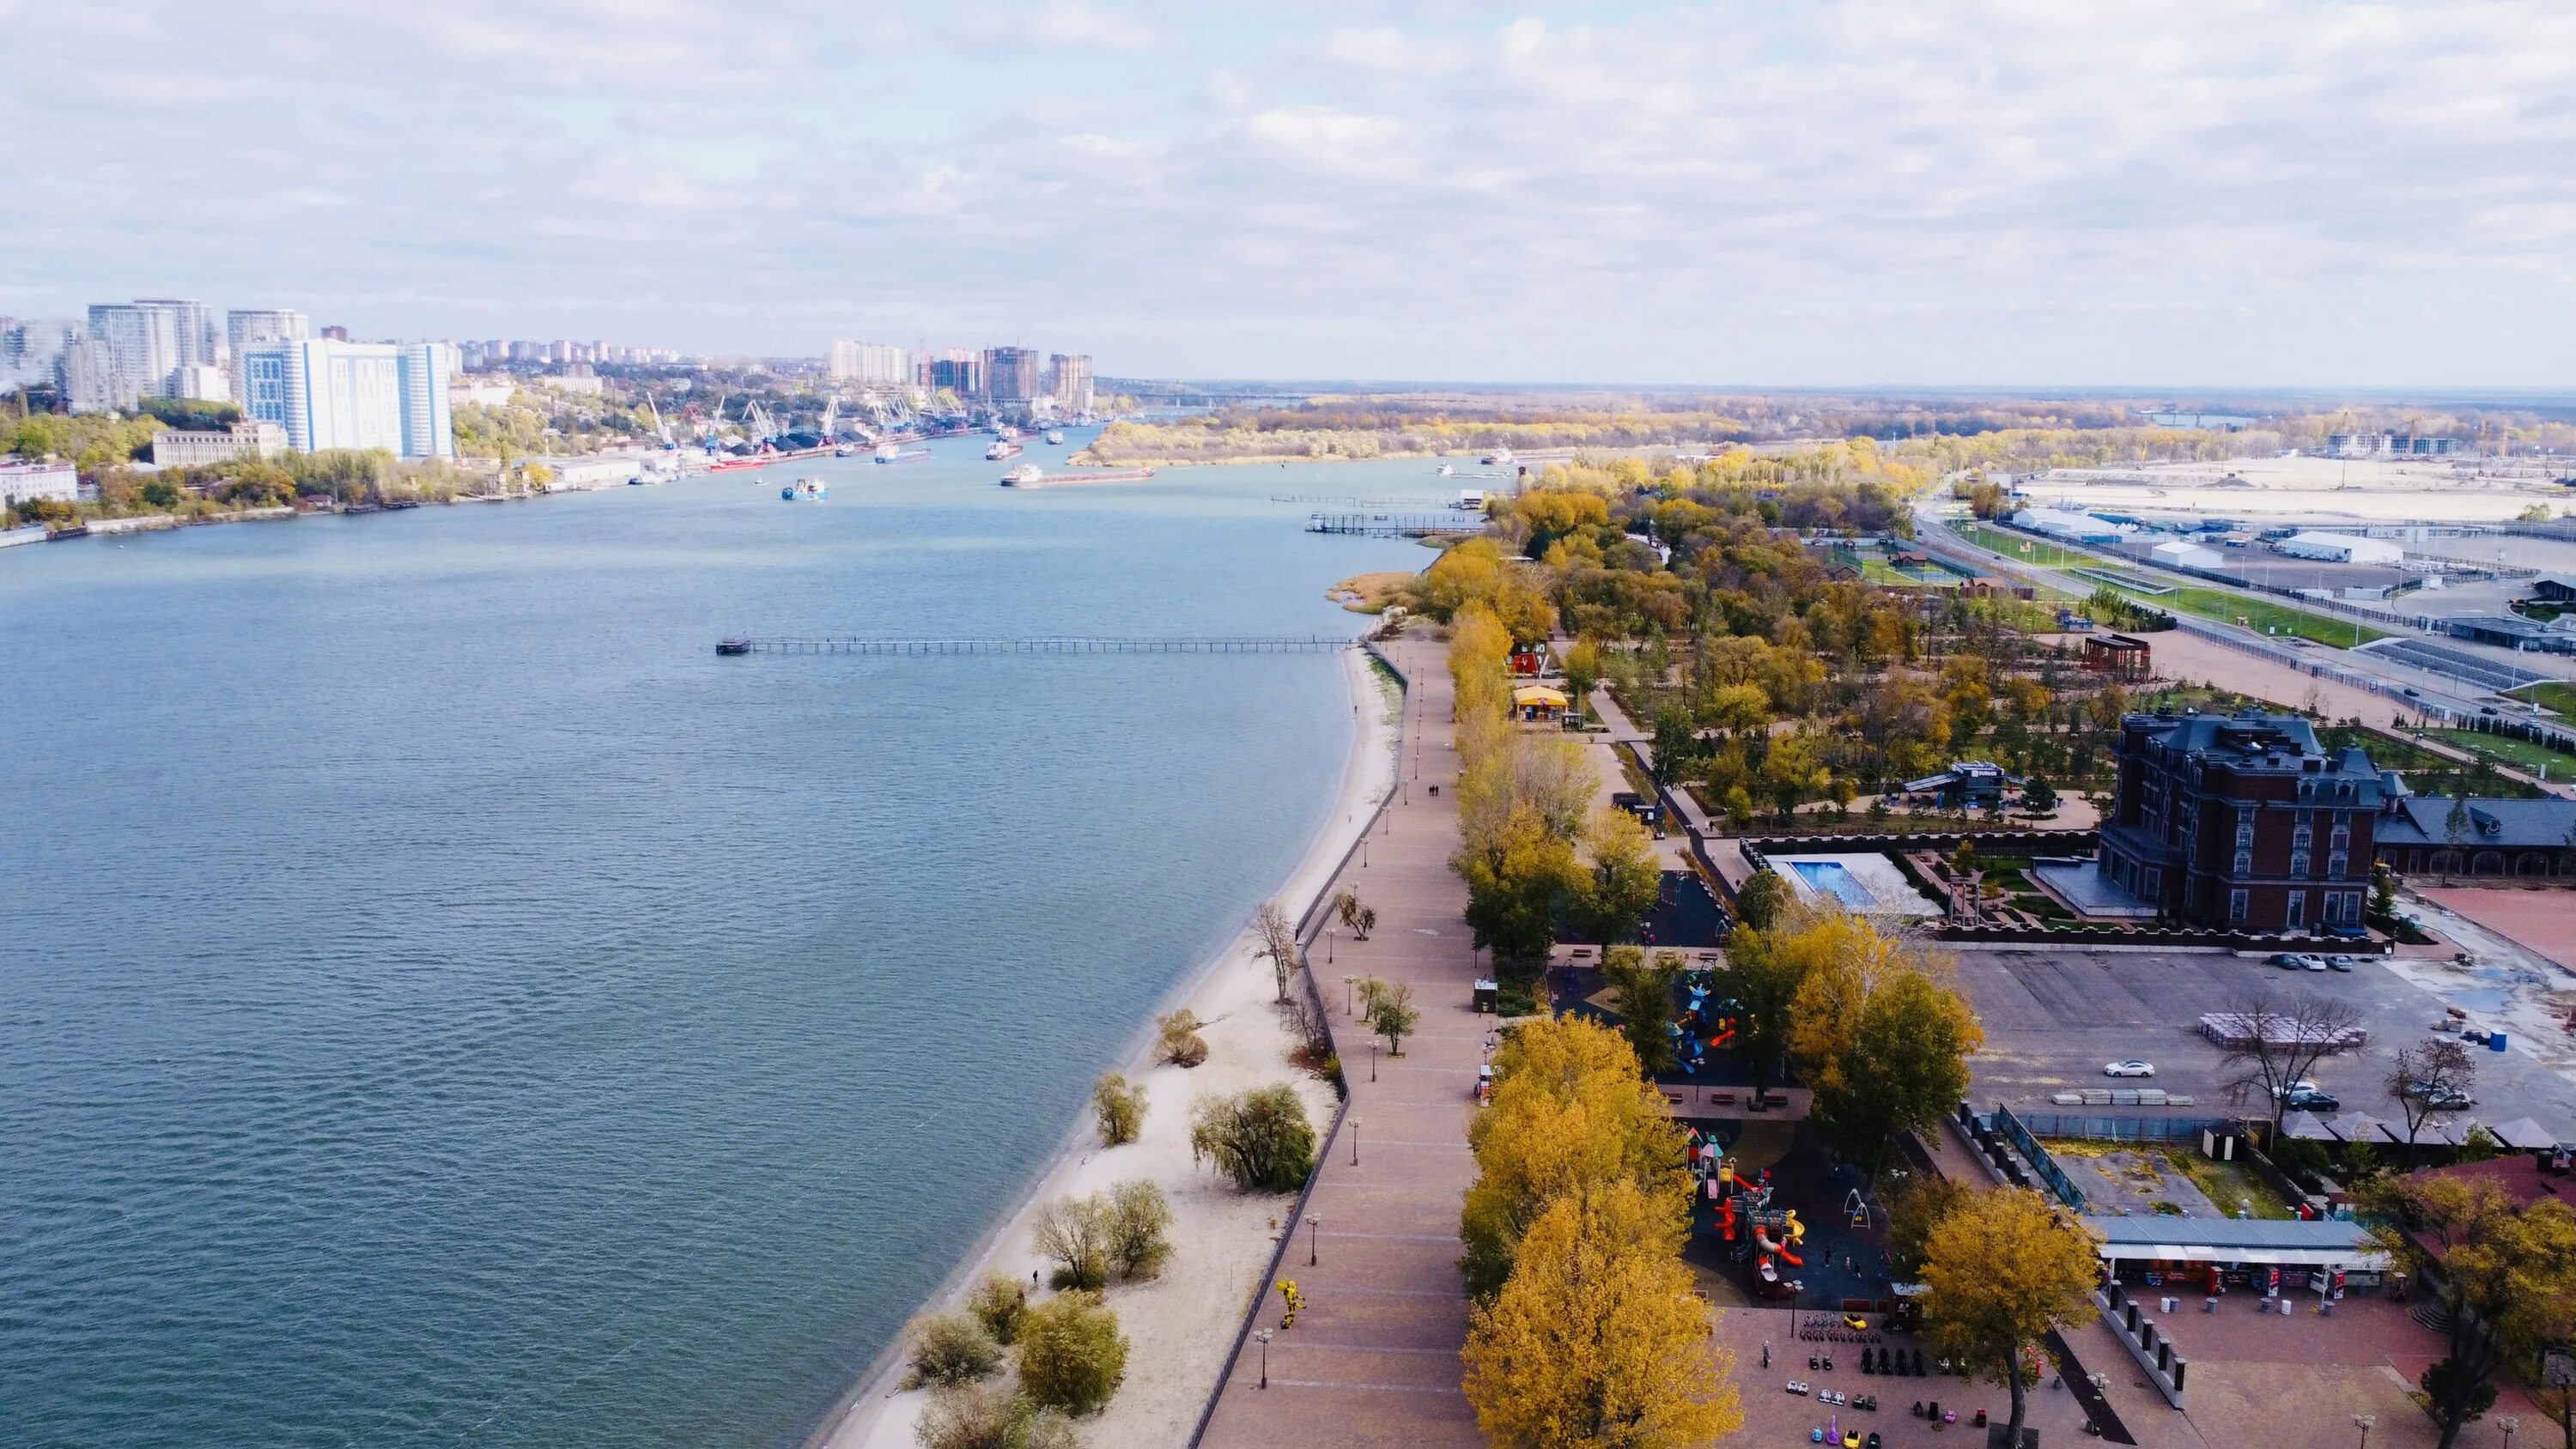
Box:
left=0, top=434, right=1430, bottom=1447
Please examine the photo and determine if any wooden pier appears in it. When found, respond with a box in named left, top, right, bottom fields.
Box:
left=718, top=635, right=1358, bottom=656
left=1305, top=512, right=1470, bottom=537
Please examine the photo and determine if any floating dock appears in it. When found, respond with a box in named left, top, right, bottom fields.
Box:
left=1305, top=512, right=1467, bottom=537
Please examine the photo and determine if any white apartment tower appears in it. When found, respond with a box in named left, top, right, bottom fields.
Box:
left=829, top=340, right=910, bottom=387
left=241, top=338, right=456, bottom=458
left=226, top=310, right=309, bottom=403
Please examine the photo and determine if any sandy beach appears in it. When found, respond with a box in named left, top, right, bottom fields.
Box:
left=812, top=644, right=1403, bottom=1449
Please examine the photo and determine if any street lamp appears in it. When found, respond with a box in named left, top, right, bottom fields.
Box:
left=1351, top=1116, right=1362, bottom=1166
left=1370, top=1040, right=1378, bottom=1082
left=1307, top=1213, right=1323, bottom=1267
left=2353, top=1412, right=2374, bottom=1448
left=2500, top=1416, right=2518, bottom=1449
left=1254, top=1328, right=1273, bottom=1389
left=1343, top=974, right=1357, bottom=1016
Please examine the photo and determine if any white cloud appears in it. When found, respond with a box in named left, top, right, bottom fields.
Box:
left=3, top=0, right=2571, bottom=385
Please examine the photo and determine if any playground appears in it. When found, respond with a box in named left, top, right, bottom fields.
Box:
left=1684, top=1117, right=1897, bottom=1312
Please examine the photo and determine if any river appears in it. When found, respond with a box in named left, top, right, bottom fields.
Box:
left=0, top=433, right=1437, bottom=1447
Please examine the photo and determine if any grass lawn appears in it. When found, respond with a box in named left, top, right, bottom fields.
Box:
left=2507, top=680, right=2576, bottom=718
left=2162, top=1149, right=2298, bottom=1220
left=1956, top=522, right=2094, bottom=570
left=2421, top=728, right=2576, bottom=779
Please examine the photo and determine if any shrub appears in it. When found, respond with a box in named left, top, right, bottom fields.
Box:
left=1091, top=1072, right=1146, bottom=1147
left=966, top=1270, right=1026, bottom=1345
left=908, top=1310, right=1002, bottom=1387
left=1155, top=1009, right=1209, bottom=1068
left=1188, top=1084, right=1316, bottom=1193
left=1105, top=1180, right=1174, bottom=1281
left=1017, top=1290, right=1129, bottom=1416
left=913, top=1381, right=1081, bottom=1449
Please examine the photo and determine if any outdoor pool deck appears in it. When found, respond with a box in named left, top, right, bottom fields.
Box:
left=1768, top=852, right=1943, bottom=917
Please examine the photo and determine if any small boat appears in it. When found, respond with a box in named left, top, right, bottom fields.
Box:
left=781, top=478, right=828, bottom=501
left=1045, top=429, right=1066, bottom=446
left=1437, top=463, right=1455, bottom=476
left=1000, top=464, right=1047, bottom=488
left=1480, top=447, right=1515, bottom=466
left=986, top=439, right=1023, bottom=460
left=873, top=443, right=928, bottom=464
left=716, top=637, right=753, bottom=656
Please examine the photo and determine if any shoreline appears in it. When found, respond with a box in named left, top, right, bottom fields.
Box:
left=808, top=643, right=1403, bottom=1449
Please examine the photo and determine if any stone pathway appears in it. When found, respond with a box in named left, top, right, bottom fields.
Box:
left=1197, top=634, right=1486, bottom=1448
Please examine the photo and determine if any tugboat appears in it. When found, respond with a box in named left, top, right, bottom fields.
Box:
left=1479, top=446, right=1515, bottom=467
left=1045, top=429, right=1066, bottom=446
left=781, top=477, right=828, bottom=501
left=999, top=463, right=1047, bottom=488
left=985, top=437, right=1024, bottom=460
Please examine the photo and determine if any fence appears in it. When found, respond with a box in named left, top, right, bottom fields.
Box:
left=2010, top=1113, right=2235, bottom=1144
left=1991, top=1102, right=2088, bottom=1212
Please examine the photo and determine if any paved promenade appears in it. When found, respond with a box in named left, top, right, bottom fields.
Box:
left=1198, top=634, right=1486, bottom=1448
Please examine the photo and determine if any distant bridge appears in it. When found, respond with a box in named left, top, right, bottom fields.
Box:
left=718, top=635, right=1359, bottom=656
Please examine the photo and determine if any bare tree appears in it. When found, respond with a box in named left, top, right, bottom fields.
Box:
left=1253, top=900, right=1301, bottom=1002
left=2387, top=1037, right=2478, bottom=1167
left=2215, top=986, right=2370, bottom=1132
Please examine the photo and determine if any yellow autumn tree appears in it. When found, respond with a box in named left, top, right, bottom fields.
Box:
left=1463, top=1179, right=1741, bottom=1448
left=1920, top=1188, right=2102, bottom=1448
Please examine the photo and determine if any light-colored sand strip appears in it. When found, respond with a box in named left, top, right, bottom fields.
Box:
left=815, top=646, right=1400, bottom=1449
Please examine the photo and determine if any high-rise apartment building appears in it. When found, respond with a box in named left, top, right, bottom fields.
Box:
left=226, top=310, right=309, bottom=403
left=927, top=349, right=982, bottom=397
left=829, top=340, right=911, bottom=387
left=1046, top=354, right=1094, bottom=413
left=87, top=302, right=179, bottom=399
left=319, top=324, right=350, bottom=343
left=241, top=338, right=456, bottom=458
left=983, top=346, right=1042, bottom=406
left=58, top=338, right=129, bottom=414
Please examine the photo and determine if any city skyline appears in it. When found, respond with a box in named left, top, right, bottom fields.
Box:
left=4, top=1, right=2574, bottom=388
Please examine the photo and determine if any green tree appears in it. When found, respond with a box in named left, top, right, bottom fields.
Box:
left=1571, top=805, right=1662, bottom=947
left=965, top=1271, right=1026, bottom=1345
left=1732, top=869, right=1789, bottom=931
left=1362, top=977, right=1419, bottom=1055
left=1091, top=1071, right=1146, bottom=1147
left=914, top=1381, right=1080, bottom=1449
left=1188, top=1084, right=1315, bottom=1192
left=908, top=1310, right=1002, bottom=1386
left=1562, top=637, right=1602, bottom=711
left=1032, top=1194, right=1111, bottom=1291
left=1884, top=1173, right=1971, bottom=1279
left=1104, top=1179, right=1174, bottom=1280
left=1601, top=945, right=1680, bottom=1075
left=1015, top=1290, right=1129, bottom=1416
left=1921, top=1188, right=2103, bottom=1449
left=1456, top=801, right=1586, bottom=967
left=1809, top=971, right=1983, bottom=1188
left=1154, top=1009, right=1208, bottom=1068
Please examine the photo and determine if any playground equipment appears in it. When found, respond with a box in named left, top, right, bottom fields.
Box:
left=1668, top=979, right=1740, bottom=1073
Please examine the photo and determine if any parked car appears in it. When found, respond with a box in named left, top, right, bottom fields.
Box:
left=2271, top=1079, right=2322, bottom=1098
left=2301, top=955, right=2329, bottom=971
left=2326, top=955, right=2359, bottom=972
left=2104, top=1059, right=2155, bottom=1078
left=2403, top=687, right=2422, bottom=698
left=2284, top=1088, right=2341, bottom=1111
left=2403, top=1080, right=2476, bottom=1110
left=2480, top=706, right=2500, bottom=717
left=2269, top=952, right=2304, bottom=969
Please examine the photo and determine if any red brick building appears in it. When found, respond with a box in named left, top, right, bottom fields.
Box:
left=2098, top=710, right=2385, bottom=932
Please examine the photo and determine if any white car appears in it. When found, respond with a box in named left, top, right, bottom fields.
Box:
left=2104, top=1059, right=2155, bottom=1078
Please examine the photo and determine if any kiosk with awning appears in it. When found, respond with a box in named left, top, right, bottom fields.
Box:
left=2092, top=1216, right=2391, bottom=1294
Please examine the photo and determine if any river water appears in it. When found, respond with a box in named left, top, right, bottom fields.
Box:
left=0, top=434, right=1434, bottom=1447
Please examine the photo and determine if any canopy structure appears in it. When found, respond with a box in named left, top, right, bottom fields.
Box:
left=2092, top=1215, right=2391, bottom=1271
left=2279, top=1109, right=2338, bottom=1142
left=1511, top=684, right=1570, bottom=710
left=2484, top=1117, right=2562, bottom=1150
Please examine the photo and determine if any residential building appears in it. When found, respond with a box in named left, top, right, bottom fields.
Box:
left=133, top=299, right=216, bottom=370
left=241, top=338, right=455, bottom=458
left=0, top=459, right=80, bottom=506
left=226, top=310, right=309, bottom=403
left=453, top=377, right=517, bottom=408
left=58, top=337, right=130, bottom=414
left=174, top=364, right=232, bottom=403
left=926, top=349, right=982, bottom=397
left=2275, top=531, right=2403, bottom=565
left=2373, top=794, right=2576, bottom=879
left=319, top=325, right=350, bottom=342
left=983, top=345, right=1042, bottom=406
left=2097, top=709, right=2385, bottom=932
left=1046, top=353, right=1094, bottom=412
left=87, top=302, right=181, bottom=398
left=3, top=318, right=73, bottom=384
left=829, top=340, right=910, bottom=387
left=149, top=421, right=288, bottom=467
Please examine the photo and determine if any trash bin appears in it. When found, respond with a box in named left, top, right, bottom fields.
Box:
left=2490, top=1033, right=2508, bottom=1052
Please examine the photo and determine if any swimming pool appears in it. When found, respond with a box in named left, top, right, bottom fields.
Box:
left=1789, top=858, right=1877, bottom=909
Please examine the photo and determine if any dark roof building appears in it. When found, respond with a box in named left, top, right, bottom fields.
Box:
left=2446, top=614, right=2569, bottom=652
left=2374, top=794, right=2576, bottom=878
left=2099, top=711, right=2387, bottom=932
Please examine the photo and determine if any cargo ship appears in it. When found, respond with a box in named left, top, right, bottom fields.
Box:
left=985, top=438, right=1024, bottom=460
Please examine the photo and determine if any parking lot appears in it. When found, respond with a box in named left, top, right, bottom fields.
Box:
left=1952, top=943, right=2576, bottom=1137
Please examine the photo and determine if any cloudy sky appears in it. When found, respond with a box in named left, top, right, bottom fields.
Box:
left=5, top=0, right=2572, bottom=386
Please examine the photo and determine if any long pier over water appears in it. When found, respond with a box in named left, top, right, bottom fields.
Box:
left=718, top=635, right=1358, bottom=656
